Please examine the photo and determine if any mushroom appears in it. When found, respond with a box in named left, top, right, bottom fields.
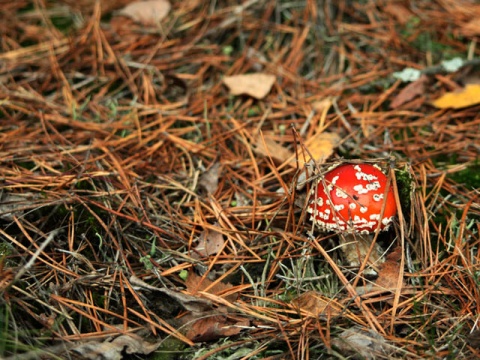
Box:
left=306, top=163, right=397, bottom=274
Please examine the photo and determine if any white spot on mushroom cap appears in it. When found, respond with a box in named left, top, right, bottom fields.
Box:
left=355, top=168, right=379, bottom=181
left=352, top=215, right=367, bottom=224
left=353, top=181, right=382, bottom=194
left=382, top=216, right=395, bottom=226
left=349, top=203, right=356, bottom=209
left=360, top=206, right=368, bottom=213
left=312, top=218, right=347, bottom=232
left=335, top=188, right=348, bottom=198
left=366, top=181, right=381, bottom=191
left=373, top=193, right=384, bottom=201
left=353, top=184, right=369, bottom=194
left=331, top=175, right=340, bottom=184
left=370, top=213, right=380, bottom=220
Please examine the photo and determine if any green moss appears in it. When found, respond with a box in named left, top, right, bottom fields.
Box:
left=151, top=338, right=186, bottom=360
left=399, top=16, right=461, bottom=63
left=50, top=14, right=76, bottom=34
left=395, top=166, right=414, bottom=212
left=448, top=164, right=480, bottom=189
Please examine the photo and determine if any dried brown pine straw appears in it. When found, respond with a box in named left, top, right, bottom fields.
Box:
left=0, top=0, right=479, bottom=358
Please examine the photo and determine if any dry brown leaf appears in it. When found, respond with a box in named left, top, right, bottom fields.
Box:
left=312, top=97, right=333, bottom=112
left=117, top=0, right=171, bottom=26
left=432, top=84, right=480, bottom=109
left=467, top=328, right=480, bottom=349
left=390, top=75, right=428, bottom=109
left=129, top=275, right=213, bottom=314
left=199, top=162, right=221, bottom=194
left=185, top=271, right=237, bottom=303
left=292, top=132, right=340, bottom=167
left=0, top=257, right=14, bottom=294
left=332, top=326, right=391, bottom=360
left=0, top=192, right=37, bottom=221
left=375, top=246, right=403, bottom=290
left=191, top=223, right=225, bottom=259
left=258, top=131, right=339, bottom=169
left=71, top=333, right=162, bottom=360
left=223, top=73, right=276, bottom=99
left=291, top=290, right=342, bottom=317
left=184, top=314, right=249, bottom=342
left=254, top=136, right=294, bottom=164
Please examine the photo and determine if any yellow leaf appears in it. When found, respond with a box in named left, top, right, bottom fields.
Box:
left=432, top=84, right=480, bottom=109
left=288, top=132, right=340, bottom=167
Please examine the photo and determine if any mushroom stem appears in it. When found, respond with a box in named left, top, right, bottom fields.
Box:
left=338, top=233, right=385, bottom=275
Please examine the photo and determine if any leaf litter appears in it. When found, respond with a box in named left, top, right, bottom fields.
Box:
left=117, top=0, right=171, bottom=26
left=0, top=1, right=479, bottom=359
left=222, top=73, right=276, bottom=99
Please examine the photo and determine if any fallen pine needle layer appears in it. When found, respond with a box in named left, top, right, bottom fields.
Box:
left=0, top=1, right=479, bottom=359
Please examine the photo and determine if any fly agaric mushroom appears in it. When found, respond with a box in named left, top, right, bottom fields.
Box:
left=307, top=163, right=397, bottom=274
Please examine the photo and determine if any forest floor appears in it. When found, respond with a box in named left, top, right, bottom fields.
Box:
left=1, top=1, right=480, bottom=359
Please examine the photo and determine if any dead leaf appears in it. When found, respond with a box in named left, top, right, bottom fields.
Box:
left=199, top=162, right=221, bottom=194
left=223, top=73, right=275, bottom=99
left=255, top=132, right=339, bottom=168
left=292, top=132, right=340, bottom=167
left=0, top=257, right=14, bottom=293
left=332, top=326, right=391, bottom=360
left=390, top=75, right=428, bottom=109
left=291, top=291, right=342, bottom=317
left=185, top=271, right=237, bottom=303
left=233, top=191, right=249, bottom=207
left=191, top=224, right=225, bottom=259
left=312, top=97, right=333, bottom=112
left=117, top=0, right=171, bottom=26
left=432, top=84, right=480, bottom=109
left=184, top=314, right=249, bottom=342
left=467, top=328, right=480, bottom=348
left=246, top=47, right=267, bottom=71
left=129, top=275, right=213, bottom=314
left=356, top=247, right=404, bottom=295
left=254, top=136, right=294, bottom=164
left=375, top=246, right=403, bottom=290
left=0, top=192, right=35, bottom=221
left=71, top=333, right=162, bottom=360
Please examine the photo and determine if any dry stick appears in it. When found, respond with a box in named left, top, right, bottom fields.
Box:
left=13, top=229, right=59, bottom=283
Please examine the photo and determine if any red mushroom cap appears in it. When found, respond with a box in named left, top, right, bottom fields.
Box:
left=307, top=163, right=397, bottom=234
